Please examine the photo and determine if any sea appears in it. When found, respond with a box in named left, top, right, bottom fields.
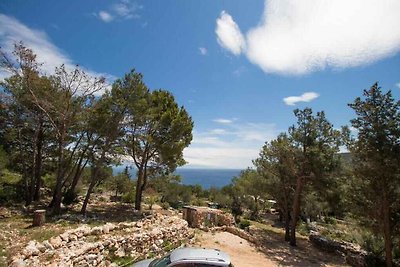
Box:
left=113, top=166, right=242, bottom=189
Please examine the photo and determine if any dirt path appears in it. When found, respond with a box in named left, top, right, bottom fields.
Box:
left=197, top=231, right=277, bottom=267
left=197, top=230, right=347, bottom=267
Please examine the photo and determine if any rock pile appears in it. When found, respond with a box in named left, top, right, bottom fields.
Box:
left=10, top=213, right=194, bottom=267
left=309, top=232, right=367, bottom=267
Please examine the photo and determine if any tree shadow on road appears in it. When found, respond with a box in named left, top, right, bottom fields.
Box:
left=255, top=227, right=347, bottom=266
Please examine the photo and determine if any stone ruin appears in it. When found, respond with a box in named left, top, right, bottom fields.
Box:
left=182, top=206, right=234, bottom=229
left=10, top=213, right=194, bottom=267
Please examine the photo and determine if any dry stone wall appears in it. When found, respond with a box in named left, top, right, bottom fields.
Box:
left=10, top=213, right=194, bottom=267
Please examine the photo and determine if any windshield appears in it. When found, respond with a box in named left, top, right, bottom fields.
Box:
left=151, top=255, right=171, bottom=267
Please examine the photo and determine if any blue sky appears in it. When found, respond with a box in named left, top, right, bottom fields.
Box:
left=1, top=0, right=399, bottom=169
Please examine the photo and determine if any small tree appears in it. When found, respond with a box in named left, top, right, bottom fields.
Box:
left=288, top=108, right=342, bottom=246
left=254, top=133, right=296, bottom=241
left=121, top=70, right=193, bottom=211
left=348, top=83, right=400, bottom=267
left=232, top=168, right=268, bottom=220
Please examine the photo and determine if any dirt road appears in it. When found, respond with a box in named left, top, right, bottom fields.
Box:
left=197, top=230, right=347, bottom=267
left=197, top=231, right=277, bottom=267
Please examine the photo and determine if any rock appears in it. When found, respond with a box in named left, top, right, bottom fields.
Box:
left=42, top=240, right=54, bottom=251
left=36, top=242, right=47, bottom=253
left=59, top=233, right=69, bottom=242
left=150, top=243, right=159, bottom=251
left=91, top=226, right=103, bottom=235
left=9, top=259, right=25, bottom=267
left=22, top=241, right=40, bottom=258
left=49, top=236, right=62, bottom=249
left=69, top=234, right=78, bottom=241
left=114, top=247, right=125, bottom=257
left=97, top=254, right=104, bottom=262
left=102, top=224, right=110, bottom=234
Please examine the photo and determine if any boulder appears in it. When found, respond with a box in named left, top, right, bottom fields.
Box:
left=114, top=247, right=125, bottom=257
left=49, top=236, right=62, bottom=249
left=42, top=240, right=54, bottom=251
left=22, top=241, right=40, bottom=258
left=91, top=226, right=103, bottom=235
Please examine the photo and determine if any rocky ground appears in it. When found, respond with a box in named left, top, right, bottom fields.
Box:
left=1, top=197, right=351, bottom=267
left=8, top=213, right=194, bottom=266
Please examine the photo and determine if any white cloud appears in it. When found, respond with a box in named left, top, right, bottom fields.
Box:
left=396, top=83, right=400, bottom=89
left=96, top=0, right=142, bottom=22
left=0, top=14, right=115, bottom=95
left=183, top=121, right=279, bottom=168
left=213, top=118, right=234, bottom=124
left=215, top=11, right=246, bottom=56
left=209, top=129, right=226, bottom=135
left=199, top=47, right=207, bottom=55
left=98, top=11, right=114, bottom=22
left=283, top=92, right=319, bottom=106
left=216, top=0, right=400, bottom=75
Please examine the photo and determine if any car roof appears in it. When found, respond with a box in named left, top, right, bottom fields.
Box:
left=170, top=248, right=230, bottom=265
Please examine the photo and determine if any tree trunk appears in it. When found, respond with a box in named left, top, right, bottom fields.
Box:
left=135, top=168, right=144, bottom=211
left=80, top=168, right=97, bottom=215
left=285, top=208, right=291, bottom=242
left=33, top=119, right=44, bottom=201
left=50, top=131, right=65, bottom=215
left=290, top=176, right=304, bottom=246
left=67, top=156, right=88, bottom=196
left=382, top=196, right=393, bottom=267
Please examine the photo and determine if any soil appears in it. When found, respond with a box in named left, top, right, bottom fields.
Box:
left=197, top=230, right=348, bottom=267
left=197, top=231, right=277, bottom=267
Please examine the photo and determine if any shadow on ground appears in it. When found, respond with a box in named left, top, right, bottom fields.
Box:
left=254, top=226, right=347, bottom=266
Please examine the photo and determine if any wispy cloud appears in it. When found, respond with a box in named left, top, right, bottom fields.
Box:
left=199, top=47, right=207, bottom=55
left=283, top=92, right=319, bottom=106
left=184, top=120, right=279, bottom=168
left=213, top=118, right=235, bottom=124
left=98, top=11, right=114, bottom=23
left=0, top=14, right=115, bottom=94
left=216, top=0, right=400, bottom=75
left=95, top=0, right=142, bottom=23
left=396, top=83, right=400, bottom=89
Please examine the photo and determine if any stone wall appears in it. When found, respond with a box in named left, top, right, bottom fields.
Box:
left=182, top=206, right=234, bottom=228
left=10, top=213, right=194, bottom=267
left=309, top=232, right=368, bottom=267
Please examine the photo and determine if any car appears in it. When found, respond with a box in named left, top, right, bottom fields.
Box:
left=133, top=247, right=232, bottom=267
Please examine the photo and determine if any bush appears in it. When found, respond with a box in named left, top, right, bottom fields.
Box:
left=0, top=170, right=24, bottom=203
left=239, top=219, right=250, bottom=230
left=122, top=190, right=135, bottom=203
left=62, top=190, right=78, bottom=206
left=324, top=216, right=336, bottom=225
left=161, top=202, right=170, bottom=210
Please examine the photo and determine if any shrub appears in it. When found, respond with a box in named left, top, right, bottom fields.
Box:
left=239, top=219, right=250, bottom=230
left=122, top=190, right=135, bottom=203
left=161, top=202, right=170, bottom=210
left=62, top=190, right=78, bottom=206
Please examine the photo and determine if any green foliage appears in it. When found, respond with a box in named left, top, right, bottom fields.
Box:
left=161, top=201, right=170, bottom=210
left=122, top=189, right=136, bottom=204
left=348, top=83, right=400, bottom=264
left=0, top=146, right=7, bottom=172
left=118, top=70, right=194, bottom=210
left=42, top=173, right=56, bottom=189
left=107, top=168, right=134, bottom=196
left=62, top=190, right=78, bottom=206
left=238, top=219, right=250, bottom=230
left=0, top=169, right=23, bottom=203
